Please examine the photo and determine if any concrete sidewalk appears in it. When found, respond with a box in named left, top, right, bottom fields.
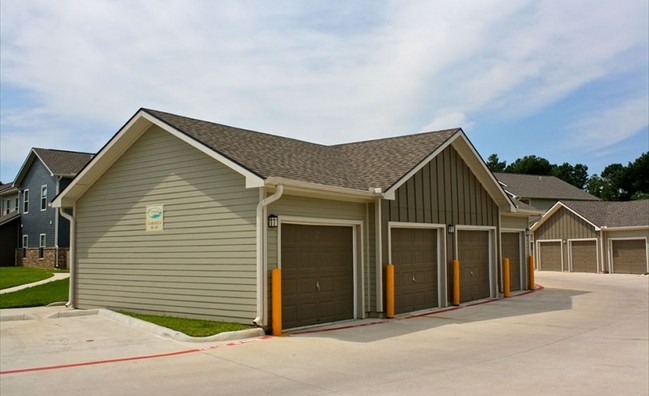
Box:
left=1, top=272, right=647, bottom=395
left=0, top=272, right=70, bottom=295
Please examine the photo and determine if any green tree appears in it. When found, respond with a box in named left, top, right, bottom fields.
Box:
left=486, top=154, right=506, bottom=173
left=622, top=152, right=649, bottom=200
left=504, top=155, right=553, bottom=175
left=552, top=163, right=589, bottom=189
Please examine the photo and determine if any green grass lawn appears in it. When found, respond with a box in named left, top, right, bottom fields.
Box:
left=120, top=311, right=252, bottom=337
left=0, top=267, right=57, bottom=289
left=0, top=278, right=69, bottom=308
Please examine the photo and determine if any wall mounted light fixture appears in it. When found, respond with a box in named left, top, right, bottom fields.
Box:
left=268, top=214, right=278, bottom=228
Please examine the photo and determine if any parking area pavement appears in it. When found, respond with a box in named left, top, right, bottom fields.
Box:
left=1, top=272, right=647, bottom=395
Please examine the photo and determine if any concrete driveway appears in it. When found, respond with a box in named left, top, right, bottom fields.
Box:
left=1, top=272, right=647, bottom=395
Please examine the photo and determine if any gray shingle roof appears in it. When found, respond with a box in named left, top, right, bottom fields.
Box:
left=145, top=109, right=459, bottom=191
left=562, top=200, right=649, bottom=228
left=495, top=172, right=598, bottom=201
left=0, top=184, right=17, bottom=195
left=33, top=148, right=94, bottom=177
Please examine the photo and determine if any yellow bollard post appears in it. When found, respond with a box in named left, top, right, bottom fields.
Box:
left=528, top=255, right=535, bottom=290
left=452, top=259, right=460, bottom=306
left=503, top=258, right=511, bottom=298
left=272, top=267, right=282, bottom=336
left=386, top=263, right=395, bottom=318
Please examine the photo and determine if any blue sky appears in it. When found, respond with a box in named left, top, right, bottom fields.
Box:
left=1, top=0, right=648, bottom=183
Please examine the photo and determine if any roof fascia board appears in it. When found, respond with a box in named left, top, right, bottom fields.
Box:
left=531, top=201, right=600, bottom=231
left=52, top=110, right=266, bottom=208
left=384, top=131, right=515, bottom=212
left=451, top=133, right=516, bottom=212
left=265, top=177, right=380, bottom=202
left=13, top=150, right=39, bottom=187
left=52, top=110, right=153, bottom=207
left=31, top=150, right=57, bottom=177
left=600, top=225, right=649, bottom=232
left=384, top=131, right=459, bottom=200
left=141, top=113, right=264, bottom=189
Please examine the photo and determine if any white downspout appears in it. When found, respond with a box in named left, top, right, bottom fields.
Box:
left=59, top=207, right=75, bottom=308
left=253, top=184, right=284, bottom=327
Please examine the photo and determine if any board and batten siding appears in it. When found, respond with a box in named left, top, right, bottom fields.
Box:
left=266, top=195, right=371, bottom=314
left=381, top=145, right=499, bottom=263
left=534, top=207, right=598, bottom=273
left=534, top=207, right=597, bottom=241
left=74, top=125, right=259, bottom=323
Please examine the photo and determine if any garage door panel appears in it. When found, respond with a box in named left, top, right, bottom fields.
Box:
left=458, top=230, right=490, bottom=303
left=571, top=240, right=597, bottom=273
left=539, top=241, right=562, bottom=271
left=612, top=239, right=647, bottom=274
left=502, top=233, right=522, bottom=292
left=281, top=224, right=354, bottom=329
left=392, top=228, right=438, bottom=314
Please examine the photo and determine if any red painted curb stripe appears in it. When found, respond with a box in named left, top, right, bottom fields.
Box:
left=0, top=336, right=272, bottom=376
left=288, top=284, right=545, bottom=335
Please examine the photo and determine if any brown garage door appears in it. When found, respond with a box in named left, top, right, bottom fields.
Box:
left=571, top=240, right=598, bottom=273
left=281, top=224, right=354, bottom=329
left=539, top=241, right=562, bottom=271
left=458, top=230, right=490, bottom=303
left=612, top=239, right=648, bottom=274
left=392, top=228, right=438, bottom=314
left=502, top=232, right=522, bottom=291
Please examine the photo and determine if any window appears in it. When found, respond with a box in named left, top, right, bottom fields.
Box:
left=41, top=185, right=48, bottom=211
left=15, top=197, right=19, bottom=211
left=22, top=235, right=28, bottom=258
left=4, top=199, right=9, bottom=215
left=23, top=189, right=29, bottom=213
left=39, top=234, right=46, bottom=259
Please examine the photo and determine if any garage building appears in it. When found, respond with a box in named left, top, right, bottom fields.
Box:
left=532, top=200, right=649, bottom=274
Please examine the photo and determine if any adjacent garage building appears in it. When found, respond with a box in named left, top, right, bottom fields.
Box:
left=532, top=200, right=649, bottom=274
left=53, top=108, right=536, bottom=330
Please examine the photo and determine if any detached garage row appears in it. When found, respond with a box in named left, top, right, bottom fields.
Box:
left=532, top=200, right=649, bottom=274
left=52, top=108, right=538, bottom=331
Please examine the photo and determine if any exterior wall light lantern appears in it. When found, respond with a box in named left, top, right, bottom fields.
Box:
left=268, top=214, right=278, bottom=228
left=525, top=228, right=531, bottom=236
left=447, top=224, right=455, bottom=234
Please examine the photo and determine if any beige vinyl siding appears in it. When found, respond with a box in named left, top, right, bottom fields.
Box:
left=75, top=125, right=258, bottom=323
left=266, top=195, right=370, bottom=312
left=501, top=215, right=529, bottom=230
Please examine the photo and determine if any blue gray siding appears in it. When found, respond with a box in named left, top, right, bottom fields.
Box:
left=19, top=159, right=57, bottom=247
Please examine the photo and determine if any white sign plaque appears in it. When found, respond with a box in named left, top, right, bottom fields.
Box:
left=146, top=205, right=164, bottom=232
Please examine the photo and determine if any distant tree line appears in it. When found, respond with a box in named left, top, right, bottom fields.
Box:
left=486, top=152, right=649, bottom=201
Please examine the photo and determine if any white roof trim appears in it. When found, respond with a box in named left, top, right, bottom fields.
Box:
left=53, top=109, right=265, bottom=207
left=531, top=201, right=600, bottom=232
left=384, top=131, right=515, bottom=211
left=141, top=112, right=264, bottom=188
left=384, top=132, right=460, bottom=199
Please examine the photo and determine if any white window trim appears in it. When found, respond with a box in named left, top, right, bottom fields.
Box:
left=40, top=185, right=48, bottom=211
left=39, top=233, right=46, bottom=259
left=22, top=235, right=28, bottom=248
left=23, top=189, right=29, bottom=214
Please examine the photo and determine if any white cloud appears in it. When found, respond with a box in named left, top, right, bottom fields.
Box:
left=0, top=0, right=647, bottom=178
left=422, top=111, right=475, bottom=132
left=566, top=97, right=649, bottom=151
